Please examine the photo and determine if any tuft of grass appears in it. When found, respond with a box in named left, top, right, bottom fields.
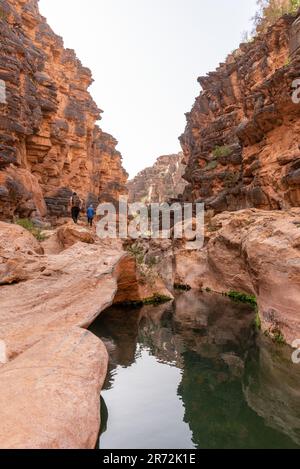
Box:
left=174, top=283, right=192, bottom=291
left=143, top=293, right=172, bottom=305
left=271, top=328, right=286, bottom=345
left=226, top=290, right=257, bottom=307
left=212, top=145, right=232, bottom=158
left=254, top=310, right=261, bottom=331
left=225, top=290, right=262, bottom=331
left=15, top=218, right=46, bottom=242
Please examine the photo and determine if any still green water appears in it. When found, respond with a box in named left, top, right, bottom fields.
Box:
left=90, top=291, right=300, bottom=449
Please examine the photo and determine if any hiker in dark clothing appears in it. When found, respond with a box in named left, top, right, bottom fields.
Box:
left=87, top=204, right=95, bottom=227
left=70, top=192, right=82, bottom=224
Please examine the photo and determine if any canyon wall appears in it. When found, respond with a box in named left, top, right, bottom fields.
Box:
left=0, top=0, right=128, bottom=220
left=180, top=11, right=300, bottom=212
left=127, top=153, right=187, bottom=203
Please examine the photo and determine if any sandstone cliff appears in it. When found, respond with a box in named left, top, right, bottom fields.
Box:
left=127, top=153, right=187, bottom=203
left=0, top=0, right=128, bottom=221
left=180, top=11, right=300, bottom=212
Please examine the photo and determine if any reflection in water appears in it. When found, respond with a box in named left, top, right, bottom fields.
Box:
left=90, top=291, right=300, bottom=449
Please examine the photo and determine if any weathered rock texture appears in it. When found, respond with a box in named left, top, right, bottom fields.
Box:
left=0, top=220, right=173, bottom=448
left=174, top=209, right=300, bottom=346
left=127, top=153, right=187, bottom=203
left=180, top=11, right=300, bottom=212
left=0, top=221, right=165, bottom=360
left=0, top=0, right=127, bottom=220
left=0, top=328, right=108, bottom=449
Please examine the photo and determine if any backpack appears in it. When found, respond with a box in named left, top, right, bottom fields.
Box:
left=72, top=194, right=81, bottom=208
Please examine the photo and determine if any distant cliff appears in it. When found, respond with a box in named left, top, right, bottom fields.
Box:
left=0, top=0, right=128, bottom=220
left=180, top=11, right=300, bottom=212
left=127, top=153, right=187, bottom=203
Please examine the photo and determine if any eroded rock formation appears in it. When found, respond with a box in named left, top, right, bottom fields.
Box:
left=127, top=153, right=187, bottom=203
left=0, top=219, right=173, bottom=448
left=174, top=208, right=300, bottom=346
left=0, top=0, right=128, bottom=220
left=180, top=11, right=300, bottom=212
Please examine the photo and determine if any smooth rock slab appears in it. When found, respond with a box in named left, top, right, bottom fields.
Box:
left=0, top=241, right=128, bottom=359
left=0, top=327, right=108, bottom=449
left=175, top=209, right=300, bottom=345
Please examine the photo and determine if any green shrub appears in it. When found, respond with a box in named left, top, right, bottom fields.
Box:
left=127, top=243, right=145, bottom=265
left=224, top=171, right=240, bottom=188
left=212, top=145, right=232, bottom=158
left=15, top=218, right=46, bottom=242
left=271, top=328, right=286, bottom=345
left=205, top=160, right=218, bottom=171
left=253, top=0, right=300, bottom=35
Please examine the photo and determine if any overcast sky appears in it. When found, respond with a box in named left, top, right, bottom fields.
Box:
left=39, top=0, right=258, bottom=178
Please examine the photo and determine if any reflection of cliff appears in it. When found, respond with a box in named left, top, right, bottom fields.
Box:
left=173, top=291, right=255, bottom=357
left=168, top=293, right=300, bottom=449
left=178, top=349, right=299, bottom=449
left=244, top=337, right=300, bottom=446
left=91, top=293, right=300, bottom=449
left=138, top=292, right=256, bottom=367
left=138, top=303, right=185, bottom=367
left=90, top=306, right=141, bottom=390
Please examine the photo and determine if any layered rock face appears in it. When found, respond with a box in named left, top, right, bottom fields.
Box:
left=180, top=12, right=300, bottom=212
left=0, top=0, right=127, bottom=220
left=127, top=153, right=187, bottom=203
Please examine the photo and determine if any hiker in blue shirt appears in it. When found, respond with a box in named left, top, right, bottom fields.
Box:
left=86, top=204, right=95, bottom=227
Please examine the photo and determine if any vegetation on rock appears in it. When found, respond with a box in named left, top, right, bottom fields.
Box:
left=212, top=145, right=232, bottom=158
left=265, top=327, right=286, bottom=344
left=174, top=283, right=192, bottom=291
left=225, top=291, right=258, bottom=307
left=116, top=293, right=172, bottom=307
left=253, top=0, right=300, bottom=35
left=15, top=219, right=46, bottom=242
left=205, top=160, right=218, bottom=171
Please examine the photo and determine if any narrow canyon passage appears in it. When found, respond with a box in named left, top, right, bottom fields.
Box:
left=2, top=0, right=300, bottom=452
left=90, top=292, right=300, bottom=450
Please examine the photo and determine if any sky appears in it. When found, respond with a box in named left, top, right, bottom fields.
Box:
left=39, top=0, right=258, bottom=178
